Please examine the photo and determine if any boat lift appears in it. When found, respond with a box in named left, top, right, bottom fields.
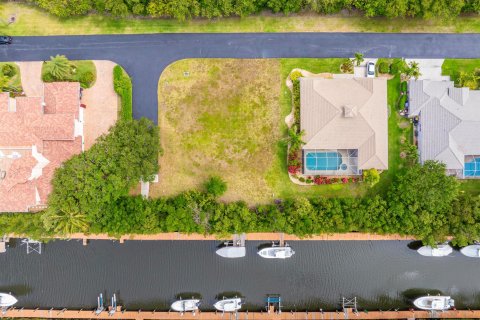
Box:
left=342, top=297, right=358, bottom=319
left=265, top=295, right=282, bottom=314
left=20, top=239, right=41, bottom=254
left=95, top=293, right=105, bottom=315
left=108, top=294, right=117, bottom=316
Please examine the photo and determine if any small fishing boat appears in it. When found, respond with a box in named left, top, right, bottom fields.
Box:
left=214, top=298, right=242, bottom=312
left=0, top=293, right=17, bottom=307
left=258, top=242, right=295, bottom=259
left=170, top=299, right=200, bottom=313
left=413, top=296, right=454, bottom=310
left=216, top=241, right=246, bottom=258
left=460, top=244, right=480, bottom=258
left=417, top=244, right=452, bottom=257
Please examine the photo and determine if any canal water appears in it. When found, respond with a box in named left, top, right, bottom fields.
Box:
left=1, top=239, right=480, bottom=311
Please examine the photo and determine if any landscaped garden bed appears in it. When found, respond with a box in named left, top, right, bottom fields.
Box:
left=0, top=62, right=23, bottom=95
left=41, top=55, right=97, bottom=88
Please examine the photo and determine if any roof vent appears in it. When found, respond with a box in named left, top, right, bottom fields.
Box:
left=343, top=105, right=357, bottom=118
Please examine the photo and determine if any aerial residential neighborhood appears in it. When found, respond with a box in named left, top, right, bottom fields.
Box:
left=0, top=1, right=479, bottom=319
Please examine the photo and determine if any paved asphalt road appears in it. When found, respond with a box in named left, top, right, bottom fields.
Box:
left=1, top=33, right=480, bottom=122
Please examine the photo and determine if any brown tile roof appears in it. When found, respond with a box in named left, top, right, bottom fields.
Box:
left=0, top=82, right=82, bottom=212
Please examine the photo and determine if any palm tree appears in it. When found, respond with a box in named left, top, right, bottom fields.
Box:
left=44, top=54, right=73, bottom=80
left=406, top=61, right=421, bottom=80
left=353, top=52, right=364, bottom=67
left=43, top=207, right=89, bottom=235
left=286, top=126, right=305, bottom=153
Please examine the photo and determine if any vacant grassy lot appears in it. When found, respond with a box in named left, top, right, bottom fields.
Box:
left=442, top=59, right=480, bottom=86
left=2, top=3, right=480, bottom=35
left=153, top=58, right=368, bottom=203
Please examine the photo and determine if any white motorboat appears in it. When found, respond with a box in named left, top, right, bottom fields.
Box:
left=460, top=244, right=480, bottom=258
left=0, top=293, right=17, bottom=307
left=170, top=299, right=200, bottom=312
left=216, top=246, right=246, bottom=258
left=258, top=243, right=295, bottom=259
left=417, top=244, right=452, bottom=257
left=213, top=298, right=242, bottom=312
left=413, top=296, right=454, bottom=310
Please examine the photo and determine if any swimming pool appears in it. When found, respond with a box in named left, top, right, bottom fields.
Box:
left=305, top=151, right=342, bottom=171
left=465, top=157, right=480, bottom=177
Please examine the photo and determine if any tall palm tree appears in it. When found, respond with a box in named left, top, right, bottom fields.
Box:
left=353, top=52, right=364, bottom=67
left=286, top=126, right=305, bottom=153
left=43, top=207, right=89, bottom=235
left=44, top=54, right=73, bottom=80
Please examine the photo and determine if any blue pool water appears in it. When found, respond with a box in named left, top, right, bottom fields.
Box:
left=464, top=157, right=480, bottom=177
left=305, top=152, right=342, bottom=171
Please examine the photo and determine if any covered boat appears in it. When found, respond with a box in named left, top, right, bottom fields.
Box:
left=214, top=298, right=242, bottom=312
left=0, top=293, right=17, bottom=307
left=258, top=243, right=295, bottom=259
left=417, top=244, right=452, bottom=257
left=460, top=245, right=480, bottom=258
left=216, top=246, right=246, bottom=258
left=413, top=296, right=454, bottom=310
left=170, top=299, right=200, bottom=312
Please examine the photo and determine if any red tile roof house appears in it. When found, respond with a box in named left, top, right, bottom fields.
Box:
left=0, top=82, right=83, bottom=212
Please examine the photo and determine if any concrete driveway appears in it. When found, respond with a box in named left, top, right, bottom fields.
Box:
left=2, top=33, right=480, bottom=123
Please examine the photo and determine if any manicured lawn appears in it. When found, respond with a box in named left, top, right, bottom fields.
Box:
left=460, top=180, right=480, bottom=196
left=152, top=58, right=365, bottom=204
left=2, top=2, right=480, bottom=35
left=372, top=75, right=412, bottom=194
left=41, top=60, right=96, bottom=88
left=442, top=59, right=480, bottom=86
left=0, top=62, right=22, bottom=92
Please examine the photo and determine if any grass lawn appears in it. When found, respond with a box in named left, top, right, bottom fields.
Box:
left=442, top=59, right=480, bottom=86
left=0, top=62, right=22, bottom=92
left=41, top=60, right=96, bottom=89
left=2, top=3, right=480, bottom=35
left=153, top=58, right=366, bottom=204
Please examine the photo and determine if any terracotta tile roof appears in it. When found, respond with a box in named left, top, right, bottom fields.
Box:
left=0, top=82, right=82, bottom=212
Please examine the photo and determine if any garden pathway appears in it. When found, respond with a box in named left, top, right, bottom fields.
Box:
left=17, top=61, right=43, bottom=96
left=81, top=60, right=118, bottom=150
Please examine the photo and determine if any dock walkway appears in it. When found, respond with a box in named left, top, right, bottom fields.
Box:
left=1, top=308, right=478, bottom=320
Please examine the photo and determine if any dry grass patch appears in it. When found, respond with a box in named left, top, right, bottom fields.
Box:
left=153, top=59, right=282, bottom=203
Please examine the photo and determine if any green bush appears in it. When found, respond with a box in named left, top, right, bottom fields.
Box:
left=362, top=168, right=380, bottom=187
left=390, top=59, right=407, bottom=75
left=399, top=94, right=407, bottom=109
left=1, top=64, right=16, bottom=77
left=42, top=72, right=55, bottom=82
left=79, top=71, right=95, bottom=87
left=113, top=65, right=133, bottom=120
left=290, top=71, right=302, bottom=82
left=299, top=177, right=306, bottom=182
left=401, top=81, right=408, bottom=92
left=292, top=79, right=301, bottom=128
left=378, top=61, right=390, bottom=74
left=204, top=176, right=227, bottom=197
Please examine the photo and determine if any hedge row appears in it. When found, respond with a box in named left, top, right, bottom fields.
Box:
left=113, top=65, right=133, bottom=120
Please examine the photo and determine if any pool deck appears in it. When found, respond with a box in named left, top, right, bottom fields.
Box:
left=0, top=307, right=477, bottom=320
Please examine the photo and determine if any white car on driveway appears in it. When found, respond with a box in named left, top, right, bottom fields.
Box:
left=367, top=61, right=375, bottom=78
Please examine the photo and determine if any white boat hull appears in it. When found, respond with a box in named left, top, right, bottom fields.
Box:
left=258, top=247, right=295, bottom=259
left=413, top=296, right=454, bottom=310
left=417, top=244, right=452, bottom=257
left=170, top=299, right=200, bottom=312
left=460, top=245, right=480, bottom=258
left=0, top=293, right=17, bottom=307
left=216, top=246, right=246, bottom=258
left=214, top=298, right=242, bottom=312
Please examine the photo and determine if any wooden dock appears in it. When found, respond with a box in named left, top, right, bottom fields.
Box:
left=2, top=307, right=480, bottom=320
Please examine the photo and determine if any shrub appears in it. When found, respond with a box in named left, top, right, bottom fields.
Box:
left=399, top=94, right=407, bottom=110
left=79, top=71, right=95, bottom=87
left=362, top=168, right=380, bottom=187
left=42, top=72, right=55, bottom=83
left=113, top=65, right=133, bottom=120
left=1, top=64, right=16, bottom=77
left=340, top=59, right=354, bottom=73
left=290, top=70, right=302, bottom=82
left=378, top=61, right=390, bottom=74
left=306, top=178, right=313, bottom=184
left=204, top=176, right=227, bottom=197
left=401, top=81, right=408, bottom=92
left=299, top=177, right=306, bottom=182
left=390, top=59, right=407, bottom=75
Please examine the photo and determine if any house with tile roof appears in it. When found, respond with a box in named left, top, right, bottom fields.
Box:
left=409, top=79, right=480, bottom=178
left=299, top=76, right=388, bottom=176
left=0, top=82, right=83, bottom=212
